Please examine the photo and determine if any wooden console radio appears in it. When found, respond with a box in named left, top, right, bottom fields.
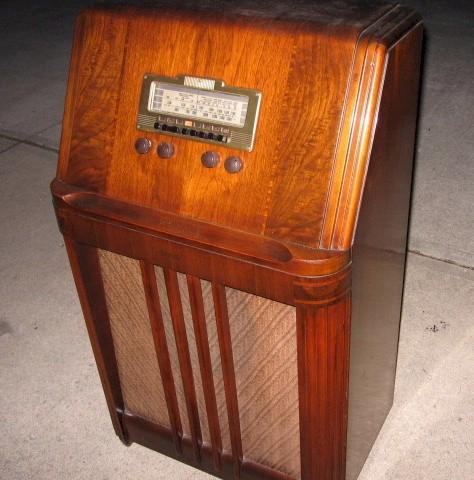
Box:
left=51, top=2, right=423, bottom=479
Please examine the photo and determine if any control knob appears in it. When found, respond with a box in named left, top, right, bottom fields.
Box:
left=201, top=151, right=220, bottom=168
left=135, top=137, right=152, bottom=154
left=157, top=142, right=176, bottom=159
left=224, top=156, right=243, bottom=173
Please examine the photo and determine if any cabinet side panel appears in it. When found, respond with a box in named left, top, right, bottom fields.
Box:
left=347, top=25, right=423, bottom=480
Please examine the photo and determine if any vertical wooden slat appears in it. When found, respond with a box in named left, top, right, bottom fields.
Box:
left=186, top=275, right=223, bottom=471
left=212, top=283, right=243, bottom=478
left=340, top=296, right=351, bottom=480
left=296, top=295, right=351, bottom=480
left=140, top=261, right=183, bottom=453
left=64, top=239, right=127, bottom=443
left=163, top=268, right=202, bottom=461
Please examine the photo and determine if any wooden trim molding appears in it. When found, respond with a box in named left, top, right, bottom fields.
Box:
left=52, top=179, right=350, bottom=278
left=212, top=283, right=244, bottom=478
left=186, top=275, right=224, bottom=471
left=164, top=268, right=203, bottom=461
left=139, top=261, right=183, bottom=452
left=319, top=6, right=422, bottom=250
left=297, top=294, right=352, bottom=480
left=64, top=239, right=128, bottom=444
left=121, top=411, right=294, bottom=480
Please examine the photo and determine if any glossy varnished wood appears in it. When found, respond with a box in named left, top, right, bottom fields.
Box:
left=53, top=2, right=423, bottom=479
left=163, top=268, right=203, bottom=461
left=51, top=179, right=350, bottom=278
left=57, top=3, right=419, bottom=250
left=294, top=268, right=352, bottom=480
left=140, top=261, right=183, bottom=452
left=346, top=24, right=423, bottom=480
left=121, top=411, right=293, bottom=480
left=212, top=283, right=243, bottom=478
left=58, top=11, right=129, bottom=191
left=319, top=5, right=421, bottom=249
left=64, top=240, right=128, bottom=443
left=186, top=275, right=224, bottom=470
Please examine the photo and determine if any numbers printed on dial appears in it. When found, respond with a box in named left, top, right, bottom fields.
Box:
left=139, top=75, right=262, bottom=152
left=149, top=81, right=249, bottom=127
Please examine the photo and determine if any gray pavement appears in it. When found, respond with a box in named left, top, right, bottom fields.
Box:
left=1, top=1, right=473, bottom=479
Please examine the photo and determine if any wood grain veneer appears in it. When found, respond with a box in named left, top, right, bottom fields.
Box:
left=57, top=3, right=420, bottom=250
left=53, top=2, right=423, bottom=479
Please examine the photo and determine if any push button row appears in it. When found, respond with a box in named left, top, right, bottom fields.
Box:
left=154, top=122, right=228, bottom=143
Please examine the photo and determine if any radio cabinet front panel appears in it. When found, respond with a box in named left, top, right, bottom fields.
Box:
left=53, top=3, right=422, bottom=480
left=98, top=248, right=301, bottom=478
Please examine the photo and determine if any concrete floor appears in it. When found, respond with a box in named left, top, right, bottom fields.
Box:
left=0, top=1, right=473, bottom=479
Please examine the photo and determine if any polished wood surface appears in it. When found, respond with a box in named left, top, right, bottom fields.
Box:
left=64, top=240, right=129, bottom=444
left=347, top=24, right=423, bottom=480
left=164, top=268, right=203, bottom=461
left=51, top=179, right=350, bottom=277
left=57, top=3, right=419, bottom=251
left=186, top=275, right=224, bottom=470
left=52, top=2, right=423, bottom=479
left=140, top=261, right=183, bottom=452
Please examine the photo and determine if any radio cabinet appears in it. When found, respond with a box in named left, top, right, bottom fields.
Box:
left=52, top=3, right=423, bottom=479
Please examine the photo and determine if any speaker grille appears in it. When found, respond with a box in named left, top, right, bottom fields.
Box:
left=99, top=251, right=170, bottom=428
left=98, top=250, right=300, bottom=478
left=227, top=288, right=300, bottom=478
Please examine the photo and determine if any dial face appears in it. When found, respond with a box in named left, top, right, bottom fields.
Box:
left=138, top=75, right=262, bottom=151
left=148, top=81, right=249, bottom=128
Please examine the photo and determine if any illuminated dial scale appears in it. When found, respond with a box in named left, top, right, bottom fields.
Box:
left=150, top=82, right=248, bottom=127
left=137, top=75, right=262, bottom=151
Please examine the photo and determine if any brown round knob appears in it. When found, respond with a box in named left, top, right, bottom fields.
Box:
left=157, top=142, right=176, bottom=159
left=135, top=137, right=152, bottom=154
left=224, top=156, right=243, bottom=174
left=201, top=151, right=220, bottom=168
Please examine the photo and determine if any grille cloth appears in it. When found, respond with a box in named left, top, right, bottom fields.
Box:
left=99, top=250, right=170, bottom=427
left=98, top=250, right=300, bottom=478
left=226, top=288, right=300, bottom=478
